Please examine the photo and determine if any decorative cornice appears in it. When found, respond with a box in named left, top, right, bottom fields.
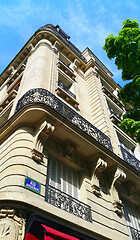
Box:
left=38, top=24, right=86, bottom=62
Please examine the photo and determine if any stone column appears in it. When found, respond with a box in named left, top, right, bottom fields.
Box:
left=9, top=38, right=54, bottom=117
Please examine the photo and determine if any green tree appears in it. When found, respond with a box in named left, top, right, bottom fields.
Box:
left=103, top=19, right=140, bottom=143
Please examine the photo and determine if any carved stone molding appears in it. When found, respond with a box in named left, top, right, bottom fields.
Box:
left=0, top=209, right=25, bottom=240
left=32, top=120, right=55, bottom=162
left=91, top=156, right=107, bottom=196
left=113, top=201, right=123, bottom=215
left=27, top=43, right=35, bottom=54
left=52, top=41, right=60, bottom=53
left=111, top=167, right=126, bottom=215
left=8, top=66, right=16, bottom=76
left=91, top=184, right=101, bottom=196
left=85, top=66, right=99, bottom=79
left=72, top=59, right=80, bottom=71
left=94, top=66, right=99, bottom=73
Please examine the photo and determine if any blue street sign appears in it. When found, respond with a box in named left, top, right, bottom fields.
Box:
left=24, top=177, right=41, bottom=194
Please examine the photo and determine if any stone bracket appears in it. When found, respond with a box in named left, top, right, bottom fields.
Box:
left=52, top=40, right=60, bottom=53
left=111, top=167, right=126, bottom=215
left=32, top=120, right=55, bottom=162
left=91, top=156, right=107, bottom=196
left=72, top=59, right=80, bottom=71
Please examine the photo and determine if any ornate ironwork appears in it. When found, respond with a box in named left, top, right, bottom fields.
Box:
left=120, top=146, right=140, bottom=172
left=129, top=226, right=140, bottom=240
left=45, top=184, right=92, bottom=222
left=58, top=82, right=76, bottom=99
left=15, top=88, right=113, bottom=151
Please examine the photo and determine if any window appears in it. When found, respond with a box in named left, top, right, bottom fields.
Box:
left=100, top=77, right=114, bottom=93
left=8, top=80, right=21, bottom=94
left=47, top=156, right=80, bottom=199
left=56, top=72, right=78, bottom=108
left=123, top=200, right=140, bottom=240
left=59, top=53, right=71, bottom=68
left=45, top=156, right=92, bottom=222
left=57, top=80, right=76, bottom=100
left=107, top=100, right=122, bottom=121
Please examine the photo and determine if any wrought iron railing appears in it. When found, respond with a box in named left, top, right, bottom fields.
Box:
left=128, top=226, right=140, bottom=240
left=58, top=82, right=76, bottom=99
left=120, top=146, right=140, bottom=172
left=15, top=88, right=113, bottom=151
left=45, top=185, right=92, bottom=222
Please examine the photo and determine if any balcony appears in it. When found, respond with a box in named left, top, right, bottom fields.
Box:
left=57, top=59, right=76, bottom=80
left=128, top=226, right=140, bottom=240
left=0, top=89, right=17, bottom=113
left=15, top=88, right=113, bottom=152
left=56, top=82, right=78, bottom=109
left=109, top=109, right=121, bottom=125
left=120, top=146, right=140, bottom=172
left=57, top=82, right=76, bottom=100
left=102, top=86, right=124, bottom=109
left=7, top=64, right=26, bottom=89
left=45, top=185, right=92, bottom=222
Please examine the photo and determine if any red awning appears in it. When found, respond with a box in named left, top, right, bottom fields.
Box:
left=42, top=225, right=80, bottom=240
left=24, top=232, right=40, bottom=240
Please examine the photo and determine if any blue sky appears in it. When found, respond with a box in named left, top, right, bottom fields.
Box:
left=0, top=0, right=140, bottom=87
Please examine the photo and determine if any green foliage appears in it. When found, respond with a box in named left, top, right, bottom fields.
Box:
left=120, top=119, right=140, bottom=142
left=103, top=19, right=140, bottom=80
left=103, top=19, right=140, bottom=143
left=118, top=75, right=140, bottom=107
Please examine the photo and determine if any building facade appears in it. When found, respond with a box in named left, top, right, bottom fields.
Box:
left=0, top=24, right=140, bottom=240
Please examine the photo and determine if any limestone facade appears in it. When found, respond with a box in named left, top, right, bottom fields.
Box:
left=0, top=24, right=140, bottom=240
